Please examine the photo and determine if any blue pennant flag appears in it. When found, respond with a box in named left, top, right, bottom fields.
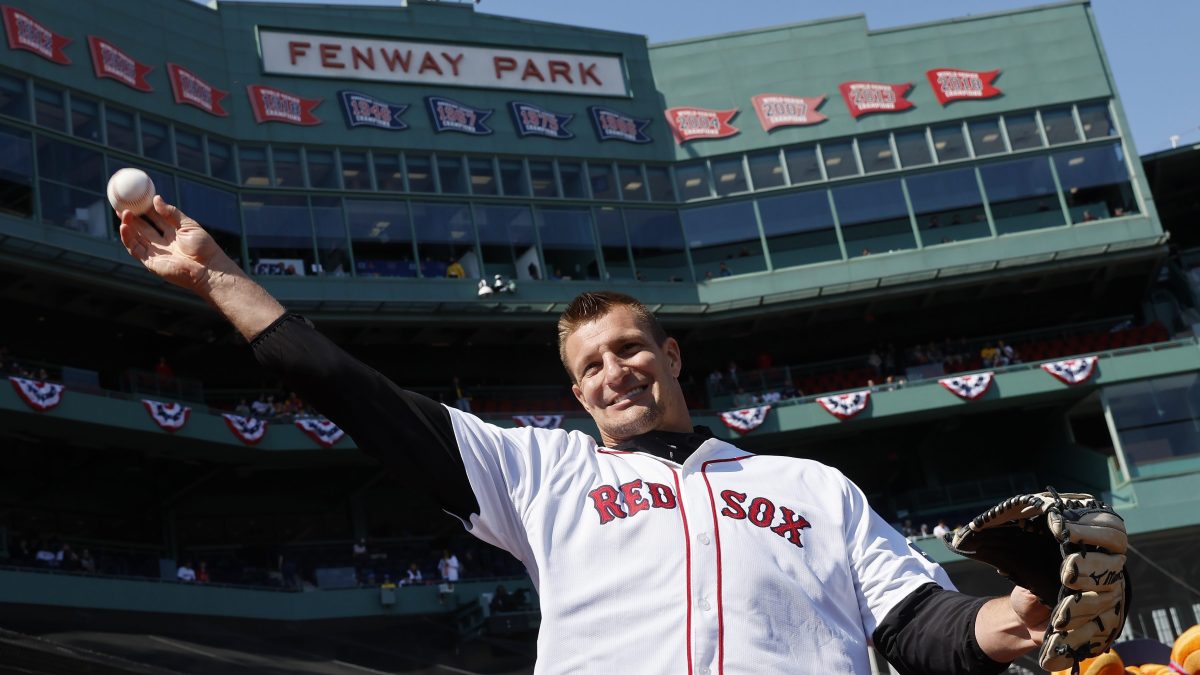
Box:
left=510, top=101, right=575, bottom=140
left=339, top=90, right=409, bottom=131
left=427, top=96, right=493, bottom=135
left=589, top=106, right=652, bottom=144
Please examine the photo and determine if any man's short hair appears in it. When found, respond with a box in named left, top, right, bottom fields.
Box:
left=557, top=291, right=667, bottom=380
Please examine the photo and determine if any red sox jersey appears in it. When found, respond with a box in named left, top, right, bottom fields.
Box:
left=445, top=407, right=953, bottom=674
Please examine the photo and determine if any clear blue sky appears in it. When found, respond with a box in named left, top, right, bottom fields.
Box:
left=247, top=0, right=1200, bottom=154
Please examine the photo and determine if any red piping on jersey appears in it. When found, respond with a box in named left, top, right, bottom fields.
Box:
left=701, top=455, right=753, bottom=675
left=671, top=468, right=693, bottom=675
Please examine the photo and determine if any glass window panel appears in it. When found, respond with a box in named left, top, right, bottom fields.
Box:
left=584, top=162, right=615, bottom=200
left=174, top=129, right=205, bottom=173
left=895, top=130, right=932, bottom=167
left=311, top=196, right=350, bottom=277
left=106, top=107, right=137, bottom=154
left=594, top=207, right=632, bottom=280
left=243, top=193, right=314, bottom=276
left=239, top=146, right=269, bottom=187
left=674, top=161, right=710, bottom=201
left=473, top=203, right=534, bottom=280
left=34, top=84, right=66, bottom=132
left=931, top=124, right=968, bottom=161
left=140, top=117, right=171, bottom=163
left=436, top=154, right=466, bottom=194
left=979, top=156, right=1064, bottom=235
left=1042, top=107, right=1079, bottom=145
left=499, top=159, right=528, bottom=197
left=179, top=178, right=241, bottom=266
left=307, top=149, right=338, bottom=189
left=625, top=208, right=689, bottom=282
left=711, top=157, right=748, bottom=196
left=70, top=95, right=100, bottom=143
left=560, top=161, right=586, bottom=199
left=1107, top=374, right=1200, bottom=477
left=346, top=199, right=415, bottom=277
left=1005, top=113, right=1043, bottom=150
left=1078, top=102, right=1115, bottom=139
left=469, top=157, right=497, bottom=196
left=832, top=179, right=915, bottom=257
left=907, top=168, right=990, bottom=246
left=645, top=166, right=674, bottom=201
left=529, top=160, right=557, bottom=198
left=374, top=153, right=403, bottom=191
left=406, top=153, right=434, bottom=193
left=969, top=118, right=1005, bottom=157
left=682, top=202, right=765, bottom=279
left=822, top=140, right=857, bottom=178
left=0, top=72, right=29, bottom=120
left=273, top=147, right=304, bottom=188
left=859, top=135, right=896, bottom=174
left=785, top=146, right=822, bottom=183
left=758, top=190, right=841, bottom=268
left=747, top=151, right=784, bottom=190
left=39, top=181, right=108, bottom=238
left=535, top=207, right=599, bottom=281
left=1054, top=142, right=1138, bottom=222
left=0, top=124, right=35, bottom=218
left=618, top=163, right=647, bottom=201
left=37, top=136, right=104, bottom=190
left=342, top=151, right=371, bottom=190
left=208, top=138, right=235, bottom=182
left=412, top=202, right=475, bottom=277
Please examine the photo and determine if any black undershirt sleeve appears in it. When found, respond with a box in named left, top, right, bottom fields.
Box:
left=872, top=583, right=1011, bottom=675
left=250, top=313, right=480, bottom=521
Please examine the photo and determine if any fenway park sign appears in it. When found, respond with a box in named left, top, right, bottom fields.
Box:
left=258, top=29, right=627, bottom=97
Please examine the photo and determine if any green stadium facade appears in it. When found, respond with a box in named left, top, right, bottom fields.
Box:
left=0, top=0, right=1198, bottom=672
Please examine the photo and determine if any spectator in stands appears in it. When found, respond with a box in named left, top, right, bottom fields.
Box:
left=997, top=340, right=1018, bottom=366
left=718, top=262, right=733, bottom=277
left=58, top=543, right=80, bottom=571
left=733, top=388, right=753, bottom=407
left=707, top=368, right=724, bottom=395
left=980, top=343, right=999, bottom=368
left=35, top=541, right=56, bottom=567
left=451, top=377, right=471, bottom=413
left=491, top=584, right=513, bottom=613
left=196, top=561, right=210, bottom=583
left=177, top=560, right=196, bottom=582
left=155, top=356, right=174, bottom=381
left=446, top=258, right=465, bottom=279
left=867, top=349, right=883, bottom=378
left=79, top=548, right=96, bottom=574
left=933, top=519, right=951, bottom=538
left=438, top=548, right=460, bottom=593
left=251, top=395, right=272, bottom=419
left=402, top=562, right=423, bottom=586
left=235, top=398, right=251, bottom=416
left=726, top=361, right=741, bottom=390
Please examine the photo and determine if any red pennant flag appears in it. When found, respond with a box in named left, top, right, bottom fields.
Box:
left=2, top=6, right=71, bottom=64
left=751, top=94, right=827, bottom=131
left=167, top=63, right=228, bottom=117
left=838, top=81, right=914, bottom=119
left=247, top=85, right=322, bottom=126
left=87, top=36, right=152, bottom=92
left=664, top=107, right=739, bottom=144
left=926, top=68, right=1002, bottom=106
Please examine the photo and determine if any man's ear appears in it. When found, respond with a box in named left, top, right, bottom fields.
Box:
left=571, top=383, right=590, bottom=411
left=664, top=337, right=682, bottom=378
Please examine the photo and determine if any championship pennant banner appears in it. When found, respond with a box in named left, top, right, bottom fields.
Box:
left=167, top=63, right=227, bottom=117
left=295, top=418, right=345, bottom=448
left=816, top=390, right=871, bottom=420
left=926, top=68, right=1002, bottom=106
left=664, top=107, right=739, bottom=144
left=339, top=90, right=408, bottom=130
left=838, top=81, right=914, bottom=119
left=246, top=85, right=322, bottom=125
left=939, top=372, right=995, bottom=400
left=2, top=5, right=70, bottom=64
left=751, top=94, right=827, bottom=131
left=223, top=413, right=268, bottom=445
left=9, top=376, right=64, bottom=412
left=427, top=96, right=492, bottom=135
left=510, top=101, right=573, bottom=140
left=720, top=405, right=771, bottom=434
left=589, top=106, right=651, bottom=144
left=142, top=399, right=191, bottom=432
left=512, top=415, right=564, bottom=430
left=1041, top=356, right=1098, bottom=385
left=88, top=36, right=152, bottom=92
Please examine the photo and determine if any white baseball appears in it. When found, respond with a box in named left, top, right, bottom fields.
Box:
left=107, top=168, right=156, bottom=216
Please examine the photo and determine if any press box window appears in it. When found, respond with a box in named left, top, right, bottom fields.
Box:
left=747, top=151, right=785, bottom=190
left=785, top=146, right=822, bottom=184
left=499, top=159, right=528, bottom=197
left=894, top=130, right=932, bottom=167
left=273, top=148, right=304, bottom=188
left=969, top=119, right=1005, bottom=157
left=406, top=154, right=435, bottom=193
left=106, top=107, right=138, bottom=154
left=436, top=154, right=466, bottom=194
left=645, top=166, right=674, bottom=201
left=469, top=157, right=498, bottom=196
left=34, top=84, right=66, bottom=132
left=529, top=160, right=557, bottom=198
left=141, top=117, right=172, bottom=164
left=0, top=73, right=29, bottom=120
left=560, top=161, right=586, bottom=199
left=239, top=146, right=269, bottom=187
left=675, top=162, right=711, bottom=201
left=175, top=129, right=206, bottom=174
left=1005, top=113, right=1043, bottom=151
left=931, top=124, right=969, bottom=162
left=1042, top=107, right=1079, bottom=145
left=70, top=95, right=101, bottom=143
left=588, top=162, right=618, bottom=200
left=375, top=153, right=403, bottom=191
left=859, top=135, right=896, bottom=174
left=821, top=140, right=857, bottom=178
left=1077, top=103, right=1116, bottom=139
left=307, top=149, right=338, bottom=189
left=710, top=158, right=747, bottom=196
left=342, top=151, right=372, bottom=190
left=619, top=164, right=647, bottom=201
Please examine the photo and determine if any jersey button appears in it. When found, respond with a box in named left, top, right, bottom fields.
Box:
left=700, top=667, right=711, bottom=675
left=698, top=533, right=711, bottom=545
left=700, top=598, right=711, bottom=611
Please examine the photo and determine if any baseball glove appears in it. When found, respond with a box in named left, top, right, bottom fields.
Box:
left=943, top=488, right=1130, bottom=673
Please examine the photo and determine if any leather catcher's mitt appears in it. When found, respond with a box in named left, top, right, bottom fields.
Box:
left=943, top=488, right=1130, bottom=673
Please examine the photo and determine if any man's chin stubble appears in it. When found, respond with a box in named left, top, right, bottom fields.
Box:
left=604, top=404, right=662, bottom=443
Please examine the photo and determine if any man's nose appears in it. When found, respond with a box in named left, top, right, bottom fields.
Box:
left=602, top=352, right=627, bottom=381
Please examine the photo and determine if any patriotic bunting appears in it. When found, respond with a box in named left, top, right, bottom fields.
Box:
left=719, top=405, right=771, bottom=434
left=222, top=413, right=268, bottom=445
left=295, top=418, right=345, bottom=448
left=141, top=399, right=191, bottom=432
left=1041, top=356, right=1098, bottom=385
left=939, top=372, right=995, bottom=400
left=816, top=390, right=871, bottom=420
left=9, top=376, right=64, bottom=412
left=513, top=415, right=564, bottom=430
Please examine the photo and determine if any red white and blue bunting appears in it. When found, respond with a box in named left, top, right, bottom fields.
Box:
left=939, top=372, right=995, bottom=400
left=1041, top=356, right=1098, bottom=385
left=719, top=405, right=771, bottom=434
left=9, top=376, right=64, bottom=412
left=141, top=399, right=191, bottom=432
left=295, top=418, right=345, bottom=448
left=512, top=415, right=564, bottom=430
left=223, top=413, right=268, bottom=445
left=816, top=390, right=871, bottom=420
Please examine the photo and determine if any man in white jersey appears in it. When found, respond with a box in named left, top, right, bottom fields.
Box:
left=116, top=197, right=1051, bottom=673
